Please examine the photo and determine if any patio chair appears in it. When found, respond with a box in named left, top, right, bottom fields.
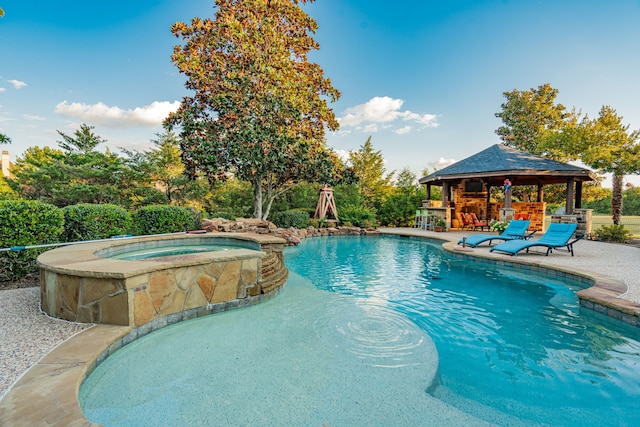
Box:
left=490, top=223, right=582, bottom=256
left=458, top=219, right=534, bottom=248
left=469, top=212, right=490, bottom=231
left=456, top=212, right=473, bottom=230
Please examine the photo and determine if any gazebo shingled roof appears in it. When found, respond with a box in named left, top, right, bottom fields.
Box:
left=419, top=144, right=596, bottom=186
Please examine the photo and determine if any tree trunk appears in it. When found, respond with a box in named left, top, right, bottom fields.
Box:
left=611, top=174, right=623, bottom=225
left=252, top=177, right=263, bottom=219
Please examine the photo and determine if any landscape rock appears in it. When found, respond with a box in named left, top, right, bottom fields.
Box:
left=202, top=218, right=380, bottom=245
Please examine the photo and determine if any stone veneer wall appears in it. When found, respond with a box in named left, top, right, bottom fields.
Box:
left=39, top=233, right=289, bottom=327
left=488, top=202, right=546, bottom=231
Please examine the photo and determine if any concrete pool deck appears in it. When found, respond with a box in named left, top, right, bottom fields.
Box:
left=1, top=228, right=639, bottom=425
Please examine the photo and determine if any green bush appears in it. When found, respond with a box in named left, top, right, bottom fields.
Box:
left=0, top=199, right=64, bottom=280
left=270, top=209, right=310, bottom=228
left=132, top=205, right=200, bottom=235
left=62, top=203, right=132, bottom=242
left=376, top=193, right=423, bottom=227
left=593, top=224, right=631, bottom=243
left=339, top=204, right=377, bottom=228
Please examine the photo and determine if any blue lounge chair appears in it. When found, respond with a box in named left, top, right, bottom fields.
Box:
left=490, top=223, right=582, bottom=256
left=459, top=219, right=534, bottom=248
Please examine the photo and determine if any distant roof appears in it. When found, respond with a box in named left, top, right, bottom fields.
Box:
left=418, top=144, right=596, bottom=186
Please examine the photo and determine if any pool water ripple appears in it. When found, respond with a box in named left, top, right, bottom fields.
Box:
left=313, top=298, right=427, bottom=368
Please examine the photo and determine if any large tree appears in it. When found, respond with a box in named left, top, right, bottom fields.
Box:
left=495, top=83, right=575, bottom=161
left=0, top=133, right=10, bottom=144
left=166, top=0, right=341, bottom=219
left=575, top=106, right=640, bottom=224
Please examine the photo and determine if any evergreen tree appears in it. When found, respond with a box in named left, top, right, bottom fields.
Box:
left=348, top=136, right=395, bottom=208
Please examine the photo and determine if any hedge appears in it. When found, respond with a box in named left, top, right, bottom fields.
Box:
left=62, top=203, right=132, bottom=242
left=0, top=199, right=64, bottom=280
left=132, top=205, right=200, bottom=235
left=270, top=209, right=310, bottom=229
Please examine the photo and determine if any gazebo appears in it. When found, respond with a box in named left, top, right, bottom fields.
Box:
left=418, top=144, right=597, bottom=231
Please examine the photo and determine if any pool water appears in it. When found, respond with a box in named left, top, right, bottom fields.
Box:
left=80, top=235, right=640, bottom=426
left=107, top=244, right=242, bottom=260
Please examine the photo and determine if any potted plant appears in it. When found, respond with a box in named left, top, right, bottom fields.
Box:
left=433, top=217, right=446, bottom=232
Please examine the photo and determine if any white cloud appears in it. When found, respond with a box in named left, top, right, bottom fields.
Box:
left=340, top=96, right=404, bottom=126
left=23, top=114, right=46, bottom=121
left=8, top=80, right=27, bottom=89
left=431, top=157, right=456, bottom=172
left=0, top=87, right=5, bottom=93
left=334, top=149, right=349, bottom=163
left=338, top=96, right=439, bottom=134
left=395, top=126, right=412, bottom=135
left=54, top=100, right=181, bottom=128
left=400, top=111, right=439, bottom=127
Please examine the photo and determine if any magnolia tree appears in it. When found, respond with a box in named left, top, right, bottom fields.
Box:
left=165, top=0, right=345, bottom=220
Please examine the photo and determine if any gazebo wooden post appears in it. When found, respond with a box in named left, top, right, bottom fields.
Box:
left=537, top=185, right=544, bottom=203
left=441, top=182, right=449, bottom=207
left=426, top=184, right=432, bottom=202
left=565, top=177, right=575, bottom=214
left=575, top=181, right=583, bottom=209
left=504, top=185, right=513, bottom=209
left=485, top=184, right=491, bottom=217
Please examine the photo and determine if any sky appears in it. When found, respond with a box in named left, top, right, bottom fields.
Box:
left=1, top=0, right=640, bottom=187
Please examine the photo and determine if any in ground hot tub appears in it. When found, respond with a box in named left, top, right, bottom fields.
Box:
left=38, top=232, right=288, bottom=326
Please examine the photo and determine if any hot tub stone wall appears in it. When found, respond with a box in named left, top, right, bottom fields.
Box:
left=130, top=256, right=262, bottom=326
left=38, top=233, right=288, bottom=327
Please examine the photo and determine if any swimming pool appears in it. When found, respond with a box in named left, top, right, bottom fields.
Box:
left=80, top=235, right=640, bottom=426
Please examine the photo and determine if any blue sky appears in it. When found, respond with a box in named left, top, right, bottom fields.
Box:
left=1, top=0, right=639, bottom=186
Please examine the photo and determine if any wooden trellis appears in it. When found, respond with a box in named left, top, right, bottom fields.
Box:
left=314, top=184, right=339, bottom=221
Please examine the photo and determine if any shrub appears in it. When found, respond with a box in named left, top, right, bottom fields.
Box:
left=62, top=203, right=132, bottom=242
left=0, top=199, right=64, bottom=280
left=593, top=224, right=631, bottom=243
left=132, top=205, right=200, bottom=235
left=270, top=210, right=310, bottom=229
left=376, top=193, right=423, bottom=227
left=339, top=204, right=377, bottom=228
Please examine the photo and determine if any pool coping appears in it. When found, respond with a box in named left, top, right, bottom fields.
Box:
left=2, top=230, right=638, bottom=426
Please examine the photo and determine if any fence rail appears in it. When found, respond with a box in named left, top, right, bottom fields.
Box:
left=591, top=216, right=640, bottom=237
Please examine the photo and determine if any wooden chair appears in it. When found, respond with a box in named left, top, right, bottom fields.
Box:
left=456, top=212, right=472, bottom=230
left=470, top=212, right=490, bottom=231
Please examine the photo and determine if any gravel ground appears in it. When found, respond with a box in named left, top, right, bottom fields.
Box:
left=0, top=231, right=638, bottom=401
left=0, top=287, right=92, bottom=399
